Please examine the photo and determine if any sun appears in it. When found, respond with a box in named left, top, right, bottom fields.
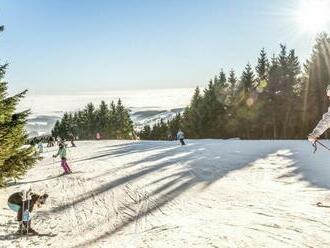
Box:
left=294, top=0, right=330, bottom=34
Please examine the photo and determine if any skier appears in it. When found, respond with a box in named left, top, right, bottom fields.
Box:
left=7, top=187, right=48, bottom=235
left=47, top=136, right=55, bottom=147
left=37, top=141, right=43, bottom=153
left=53, top=142, right=72, bottom=174
left=68, top=133, right=76, bottom=147
left=308, top=85, right=330, bottom=143
left=177, top=129, right=185, bottom=146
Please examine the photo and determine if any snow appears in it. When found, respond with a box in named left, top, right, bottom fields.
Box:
left=1, top=139, right=330, bottom=247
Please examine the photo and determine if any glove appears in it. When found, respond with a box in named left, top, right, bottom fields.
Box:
left=308, top=135, right=318, bottom=144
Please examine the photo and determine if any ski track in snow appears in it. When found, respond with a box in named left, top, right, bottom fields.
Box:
left=1, top=140, right=330, bottom=247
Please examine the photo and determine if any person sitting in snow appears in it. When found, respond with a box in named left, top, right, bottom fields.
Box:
left=53, top=142, right=72, bottom=174
left=309, top=85, right=330, bottom=143
left=177, top=129, right=185, bottom=146
left=7, top=187, right=48, bottom=235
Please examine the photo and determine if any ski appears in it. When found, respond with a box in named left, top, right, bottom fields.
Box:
left=316, top=202, right=330, bottom=208
left=14, top=232, right=57, bottom=237
left=36, top=233, right=57, bottom=237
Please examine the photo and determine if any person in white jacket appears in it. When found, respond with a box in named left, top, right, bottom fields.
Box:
left=177, top=129, right=185, bottom=145
left=308, top=85, right=330, bottom=143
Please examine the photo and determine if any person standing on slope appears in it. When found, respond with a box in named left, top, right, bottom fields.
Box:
left=308, top=85, right=330, bottom=143
left=177, top=129, right=186, bottom=146
left=68, top=133, right=76, bottom=147
left=53, top=142, right=72, bottom=174
left=37, top=141, right=43, bottom=153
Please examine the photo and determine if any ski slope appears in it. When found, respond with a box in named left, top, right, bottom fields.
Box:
left=1, top=139, right=330, bottom=248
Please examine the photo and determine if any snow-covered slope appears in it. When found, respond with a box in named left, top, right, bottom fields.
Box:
left=1, top=140, right=330, bottom=248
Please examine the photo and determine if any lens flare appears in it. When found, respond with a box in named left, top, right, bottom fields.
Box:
left=294, top=0, right=330, bottom=34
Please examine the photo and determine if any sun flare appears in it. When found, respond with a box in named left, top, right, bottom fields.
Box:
left=294, top=0, right=330, bottom=34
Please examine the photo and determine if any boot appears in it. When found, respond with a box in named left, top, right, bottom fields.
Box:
left=22, top=221, right=38, bottom=235
left=16, top=222, right=23, bottom=234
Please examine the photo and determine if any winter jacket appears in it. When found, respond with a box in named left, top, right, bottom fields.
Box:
left=8, top=192, right=40, bottom=221
left=310, top=106, right=330, bottom=138
left=177, top=131, right=185, bottom=140
left=55, top=147, right=67, bottom=159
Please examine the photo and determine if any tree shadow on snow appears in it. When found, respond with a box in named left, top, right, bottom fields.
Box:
left=275, top=140, right=330, bottom=190
left=45, top=140, right=286, bottom=247
left=72, top=141, right=176, bottom=164
left=5, top=174, right=67, bottom=188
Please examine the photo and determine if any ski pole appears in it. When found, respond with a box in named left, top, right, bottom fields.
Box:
left=21, top=200, right=24, bottom=236
left=313, top=140, right=330, bottom=153
left=67, top=147, right=73, bottom=167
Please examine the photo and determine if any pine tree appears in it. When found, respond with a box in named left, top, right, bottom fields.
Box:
left=256, top=48, right=269, bottom=82
left=227, top=69, right=237, bottom=102
left=109, top=101, right=118, bottom=138
left=0, top=64, right=39, bottom=187
left=228, top=70, right=237, bottom=90
left=115, top=99, right=134, bottom=139
left=218, top=69, right=226, bottom=86
left=139, top=125, right=151, bottom=140
left=182, top=87, right=203, bottom=138
left=96, top=101, right=110, bottom=138
left=202, top=80, right=226, bottom=137
left=52, top=100, right=134, bottom=140
left=168, top=113, right=182, bottom=140
left=301, top=33, right=330, bottom=137
left=85, top=103, right=96, bottom=139
left=254, top=48, right=269, bottom=137
left=240, top=63, right=255, bottom=94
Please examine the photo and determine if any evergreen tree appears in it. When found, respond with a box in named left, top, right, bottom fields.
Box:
left=138, top=35, right=330, bottom=140
left=52, top=99, right=134, bottom=140
left=256, top=48, right=269, bottom=83
left=201, top=80, right=226, bottom=137
left=115, top=99, right=134, bottom=139
left=240, top=63, right=255, bottom=94
left=0, top=64, right=39, bottom=186
left=255, top=48, right=269, bottom=137
left=182, top=87, right=203, bottom=138
left=96, top=101, right=110, bottom=138
left=168, top=113, right=182, bottom=140
left=227, top=69, right=237, bottom=102
left=139, top=125, right=151, bottom=140
left=302, top=33, right=330, bottom=138
left=218, top=69, right=227, bottom=86
left=85, top=103, right=96, bottom=139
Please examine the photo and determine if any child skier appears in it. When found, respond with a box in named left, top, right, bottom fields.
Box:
left=53, top=142, right=72, bottom=174
left=7, top=187, right=48, bottom=235
left=308, top=85, right=330, bottom=143
left=177, top=129, right=186, bottom=145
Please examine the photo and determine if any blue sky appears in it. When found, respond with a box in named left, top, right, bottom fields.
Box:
left=0, top=0, right=325, bottom=93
